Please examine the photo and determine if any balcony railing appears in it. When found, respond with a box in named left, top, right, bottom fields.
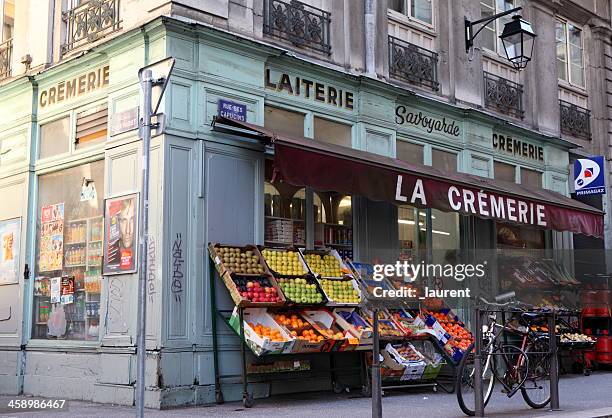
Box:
left=483, top=72, right=524, bottom=119
left=559, top=100, right=591, bottom=139
left=0, top=39, right=11, bottom=80
left=263, top=0, right=331, bottom=54
left=388, top=36, right=439, bottom=91
left=61, top=0, right=122, bottom=55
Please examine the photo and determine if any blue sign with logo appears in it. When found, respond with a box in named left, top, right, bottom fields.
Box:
left=574, top=156, right=606, bottom=196
left=218, top=99, right=247, bottom=122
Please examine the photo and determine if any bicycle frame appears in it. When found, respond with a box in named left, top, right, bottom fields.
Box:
left=481, top=315, right=532, bottom=398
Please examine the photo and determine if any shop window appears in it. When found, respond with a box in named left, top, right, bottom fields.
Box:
left=32, top=161, right=104, bottom=340
left=314, top=117, right=352, bottom=148
left=556, top=19, right=584, bottom=87
left=480, top=0, right=514, bottom=55
left=494, top=161, right=516, bottom=183
left=39, top=117, right=70, bottom=159
left=432, top=148, right=457, bottom=173
left=398, top=205, right=424, bottom=260
left=75, top=104, right=108, bottom=150
left=496, top=223, right=544, bottom=249
left=314, top=192, right=352, bottom=258
left=521, top=168, right=542, bottom=189
left=397, top=140, right=424, bottom=165
left=389, top=0, right=433, bottom=25
left=264, top=106, right=305, bottom=138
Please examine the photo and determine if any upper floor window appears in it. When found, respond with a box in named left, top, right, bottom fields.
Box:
left=555, top=19, right=584, bottom=87
left=389, top=0, right=433, bottom=26
left=480, top=0, right=514, bottom=55
left=1, top=0, right=14, bottom=41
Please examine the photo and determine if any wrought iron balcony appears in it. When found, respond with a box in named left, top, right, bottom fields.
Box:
left=0, top=39, right=11, bottom=80
left=559, top=100, right=591, bottom=139
left=483, top=72, right=524, bottom=118
left=263, top=0, right=331, bottom=54
left=388, top=36, right=439, bottom=91
left=61, top=0, right=122, bottom=55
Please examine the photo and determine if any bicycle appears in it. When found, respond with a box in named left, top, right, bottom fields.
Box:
left=456, top=298, right=554, bottom=416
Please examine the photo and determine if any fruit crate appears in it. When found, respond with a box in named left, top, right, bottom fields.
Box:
left=208, top=243, right=271, bottom=277
left=333, top=307, right=373, bottom=350
left=317, top=277, right=362, bottom=306
left=298, top=248, right=353, bottom=279
left=301, top=308, right=360, bottom=351
left=276, top=276, right=328, bottom=306
left=229, top=307, right=294, bottom=356
left=221, top=271, right=286, bottom=308
left=271, top=310, right=331, bottom=353
left=259, top=247, right=310, bottom=278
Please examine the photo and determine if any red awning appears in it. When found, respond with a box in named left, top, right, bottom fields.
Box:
left=213, top=116, right=604, bottom=238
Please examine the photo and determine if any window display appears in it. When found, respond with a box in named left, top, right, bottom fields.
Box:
left=33, top=161, right=104, bottom=340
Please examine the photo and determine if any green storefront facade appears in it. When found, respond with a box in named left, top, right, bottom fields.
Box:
left=0, top=16, right=578, bottom=407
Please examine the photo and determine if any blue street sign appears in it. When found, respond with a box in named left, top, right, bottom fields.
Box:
left=218, top=99, right=247, bottom=122
left=574, top=156, right=606, bottom=196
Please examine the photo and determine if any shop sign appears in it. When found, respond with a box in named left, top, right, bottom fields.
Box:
left=103, top=193, right=139, bottom=275
left=39, top=64, right=110, bottom=108
left=110, top=107, right=139, bottom=136
left=395, top=176, right=548, bottom=227
left=265, top=68, right=354, bottom=110
left=218, top=99, right=247, bottom=122
left=0, top=217, right=21, bottom=285
left=395, top=105, right=461, bottom=138
left=574, top=156, right=606, bottom=196
left=492, top=133, right=543, bottom=162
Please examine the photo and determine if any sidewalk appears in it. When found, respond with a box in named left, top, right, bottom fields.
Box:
left=1, top=372, right=611, bottom=418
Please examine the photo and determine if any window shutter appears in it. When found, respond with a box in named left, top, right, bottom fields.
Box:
left=76, top=104, right=108, bottom=146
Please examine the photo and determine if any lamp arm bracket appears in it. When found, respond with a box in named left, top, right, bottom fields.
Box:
left=466, top=6, right=522, bottom=50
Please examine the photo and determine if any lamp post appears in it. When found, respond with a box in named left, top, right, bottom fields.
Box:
left=465, top=7, right=536, bottom=71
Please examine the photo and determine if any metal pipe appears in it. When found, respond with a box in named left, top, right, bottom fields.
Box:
left=372, top=308, right=382, bottom=418
left=548, top=312, right=560, bottom=410
left=364, top=0, right=376, bottom=77
left=474, top=307, right=484, bottom=417
left=135, top=68, right=153, bottom=418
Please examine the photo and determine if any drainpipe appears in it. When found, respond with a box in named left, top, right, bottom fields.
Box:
left=364, top=0, right=376, bottom=77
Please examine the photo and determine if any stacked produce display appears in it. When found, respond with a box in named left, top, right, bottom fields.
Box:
left=210, top=243, right=474, bottom=388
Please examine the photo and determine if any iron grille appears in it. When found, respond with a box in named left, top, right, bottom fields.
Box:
left=0, top=39, right=12, bottom=80
left=559, top=100, right=591, bottom=139
left=61, top=0, right=122, bottom=55
left=263, top=0, right=331, bottom=54
left=388, top=36, right=439, bottom=91
left=483, top=71, right=524, bottom=118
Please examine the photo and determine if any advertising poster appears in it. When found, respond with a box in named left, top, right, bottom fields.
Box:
left=103, top=193, right=138, bottom=275
left=60, top=276, right=75, bottom=305
left=38, top=203, right=65, bottom=272
left=0, top=217, right=21, bottom=285
left=50, top=277, right=61, bottom=304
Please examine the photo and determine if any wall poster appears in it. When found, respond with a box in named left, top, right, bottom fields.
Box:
left=0, top=217, right=21, bottom=284
left=103, top=193, right=138, bottom=275
left=38, top=203, right=65, bottom=273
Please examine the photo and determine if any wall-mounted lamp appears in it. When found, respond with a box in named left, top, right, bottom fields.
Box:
left=465, top=7, right=536, bottom=70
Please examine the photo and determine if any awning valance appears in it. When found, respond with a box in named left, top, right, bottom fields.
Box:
left=212, top=116, right=604, bottom=238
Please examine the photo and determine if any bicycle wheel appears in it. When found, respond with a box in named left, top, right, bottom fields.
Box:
left=498, top=344, right=529, bottom=395
left=521, top=337, right=552, bottom=409
left=456, top=342, right=495, bottom=416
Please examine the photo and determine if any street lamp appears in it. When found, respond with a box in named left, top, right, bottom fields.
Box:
left=499, top=15, right=536, bottom=70
left=465, top=6, right=536, bottom=71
